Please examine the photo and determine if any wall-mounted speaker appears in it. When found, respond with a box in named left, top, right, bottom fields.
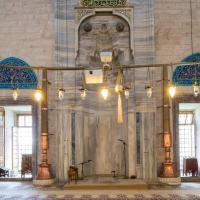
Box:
left=84, top=70, right=103, bottom=84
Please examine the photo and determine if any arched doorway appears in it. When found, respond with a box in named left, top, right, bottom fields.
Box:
left=0, top=57, right=38, bottom=180
left=173, top=53, right=200, bottom=180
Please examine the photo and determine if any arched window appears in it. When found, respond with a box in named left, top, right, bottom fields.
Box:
left=0, top=57, right=37, bottom=89
left=173, top=53, right=200, bottom=86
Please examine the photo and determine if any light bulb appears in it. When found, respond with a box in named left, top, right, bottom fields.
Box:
left=101, top=87, right=109, bottom=100
left=193, top=82, right=200, bottom=97
left=145, top=86, right=152, bottom=98
left=124, top=87, right=130, bottom=99
left=169, top=85, right=176, bottom=98
left=34, top=89, right=43, bottom=102
left=12, top=89, right=18, bottom=101
left=80, top=88, right=87, bottom=100
left=58, top=88, right=65, bottom=101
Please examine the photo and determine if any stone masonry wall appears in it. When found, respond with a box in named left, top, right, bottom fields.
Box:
left=0, top=0, right=54, bottom=66
left=154, top=0, right=200, bottom=175
left=53, top=0, right=157, bottom=182
left=1, top=0, right=200, bottom=181
left=0, top=0, right=55, bottom=178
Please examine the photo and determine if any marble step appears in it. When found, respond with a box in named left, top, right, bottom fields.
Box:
left=181, top=176, right=200, bottom=182
left=64, top=178, right=148, bottom=190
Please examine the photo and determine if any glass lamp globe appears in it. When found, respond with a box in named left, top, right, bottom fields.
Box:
left=169, top=85, right=176, bottom=98
left=34, top=89, right=43, bottom=102
left=193, top=82, right=200, bottom=97
left=101, top=87, right=109, bottom=100
left=124, top=87, right=130, bottom=99
left=80, top=88, right=87, bottom=100
left=145, top=86, right=153, bottom=98
left=12, top=89, right=18, bottom=101
left=58, top=88, right=65, bottom=101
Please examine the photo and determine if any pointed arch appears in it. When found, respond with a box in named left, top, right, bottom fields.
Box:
left=0, top=57, right=37, bottom=89
left=173, top=53, right=200, bottom=86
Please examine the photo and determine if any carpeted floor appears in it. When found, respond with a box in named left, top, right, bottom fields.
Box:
left=0, top=182, right=200, bottom=200
left=0, top=194, right=200, bottom=200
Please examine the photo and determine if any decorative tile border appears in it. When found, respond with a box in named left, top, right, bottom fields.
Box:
left=173, top=53, right=200, bottom=86
left=0, top=57, right=37, bottom=89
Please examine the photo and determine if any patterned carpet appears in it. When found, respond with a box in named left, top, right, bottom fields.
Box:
left=0, top=182, right=200, bottom=200
left=0, top=194, right=200, bottom=200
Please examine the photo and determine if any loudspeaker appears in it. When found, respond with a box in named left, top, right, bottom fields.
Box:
left=84, top=70, right=103, bottom=84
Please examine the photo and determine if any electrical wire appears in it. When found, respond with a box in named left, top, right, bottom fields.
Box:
left=190, top=0, right=194, bottom=55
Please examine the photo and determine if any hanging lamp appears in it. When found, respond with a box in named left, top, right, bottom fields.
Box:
left=193, top=65, right=199, bottom=97
left=57, top=71, right=65, bottom=101
left=80, top=87, right=87, bottom=100
left=101, top=86, right=109, bottom=100
left=145, top=67, right=153, bottom=98
left=34, top=89, right=43, bottom=102
left=145, top=85, right=153, bottom=98
left=115, top=70, right=123, bottom=123
left=168, top=65, right=176, bottom=98
left=169, top=84, right=176, bottom=98
left=58, top=88, right=65, bottom=101
left=12, top=88, right=18, bottom=101
left=123, top=87, right=130, bottom=99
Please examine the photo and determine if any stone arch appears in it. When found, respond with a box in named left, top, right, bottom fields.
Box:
left=0, top=57, right=37, bottom=89
left=75, top=7, right=134, bottom=58
left=173, top=53, right=200, bottom=86
left=76, top=10, right=133, bottom=66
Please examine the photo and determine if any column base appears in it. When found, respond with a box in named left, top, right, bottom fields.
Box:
left=158, top=177, right=181, bottom=186
left=161, top=162, right=176, bottom=177
left=36, top=164, right=52, bottom=180
left=33, top=178, right=55, bottom=186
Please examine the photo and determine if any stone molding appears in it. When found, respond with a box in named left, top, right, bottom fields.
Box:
left=158, top=177, right=181, bottom=186
left=77, top=9, right=95, bottom=21
left=113, top=8, right=132, bottom=21
left=33, top=179, right=55, bottom=186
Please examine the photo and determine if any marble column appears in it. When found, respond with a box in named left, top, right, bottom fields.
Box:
left=127, top=112, right=136, bottom=177
left=75, top=112, right=84, bottom=177
left=56, top=109, right=71, bottom=182
left=142, top=112, right=156, bottom=180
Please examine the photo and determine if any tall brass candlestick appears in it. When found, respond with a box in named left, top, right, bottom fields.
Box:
left=36, top=70, right=52, bottom=180
left=161, top=66, right=176, bottom=177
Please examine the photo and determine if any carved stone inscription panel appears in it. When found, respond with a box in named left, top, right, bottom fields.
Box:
left=77, top=13, right=132, bottom=67
left=81, top=0, right=127, bottom=7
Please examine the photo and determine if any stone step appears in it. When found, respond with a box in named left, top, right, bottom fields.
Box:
left=64, top=179, right=148, bottom=190
left=181, top=176, right=200, bottom=182
left=0, top=178, right=32, bottom=181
